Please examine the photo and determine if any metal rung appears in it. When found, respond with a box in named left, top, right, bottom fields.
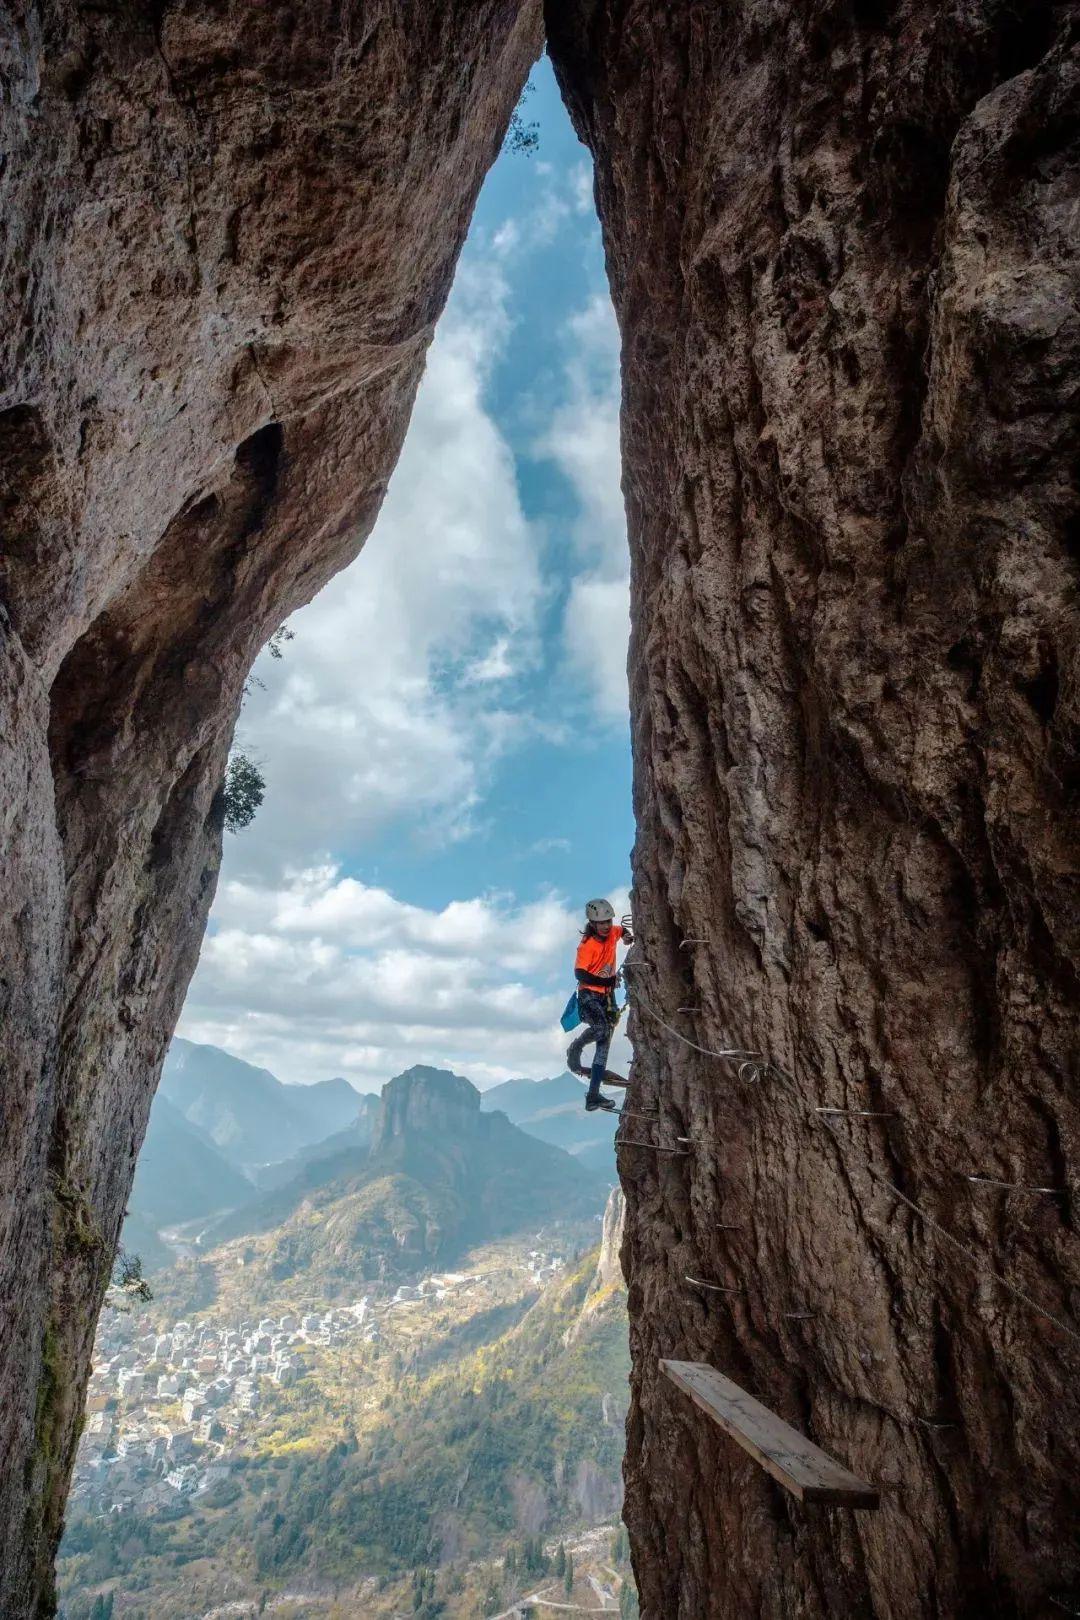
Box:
left=685, top=1275, right=741, bottom=1294
left=816, top=1107, right=896, bottom=1118
left=962, top=1174, right=1067, bottom=1195
left=617, top=1139, right=689, bottom=1155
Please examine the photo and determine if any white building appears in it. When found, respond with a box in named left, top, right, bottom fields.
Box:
left=181, top=1391, right=206, bottom=1424
left=116, top=1432, right=150, bottom=1459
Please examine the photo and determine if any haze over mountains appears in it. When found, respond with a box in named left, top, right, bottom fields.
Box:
left=482, top=1072, right=619, bottom=1170
left=161, top=1039, right=362, bottom=1166
left=123, top=1041, right=370, bottom=1267
left=123, top=1096, right=255, bottom=1270
left=201, top=1065, right=612, bottom=1293
left=126, top=1043, right=617, bottom=1281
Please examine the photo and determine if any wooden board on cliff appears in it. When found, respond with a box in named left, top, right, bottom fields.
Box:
left=661, top=1360, right=879, bottom=1508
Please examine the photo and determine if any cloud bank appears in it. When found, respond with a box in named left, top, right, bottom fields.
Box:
left=182, top=866, right=632, bottom=1090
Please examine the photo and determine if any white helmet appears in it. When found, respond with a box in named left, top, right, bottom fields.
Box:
left=585, top=897, right=615, bottom=923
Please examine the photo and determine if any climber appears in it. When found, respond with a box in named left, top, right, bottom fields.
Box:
left=565, top=898, right=633, bottom=1112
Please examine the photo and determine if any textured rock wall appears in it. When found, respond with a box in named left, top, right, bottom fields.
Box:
left=0, top=4, right=541, bottom=1612
left=547, top=3, right=1079, bottom=1616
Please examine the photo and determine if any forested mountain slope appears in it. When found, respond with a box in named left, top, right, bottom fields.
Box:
left=203, top=1066, right=610, bottom=1292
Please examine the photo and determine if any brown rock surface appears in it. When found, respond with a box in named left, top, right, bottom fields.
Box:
left=4, top=0, right=1079, bottom=1613
left=0, top=3, right=541, bottom=1612
left=547, top=2, right=1080, bottom=1615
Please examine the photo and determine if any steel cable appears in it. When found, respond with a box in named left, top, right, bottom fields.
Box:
left=624, top=964, right=1080, bottom=1352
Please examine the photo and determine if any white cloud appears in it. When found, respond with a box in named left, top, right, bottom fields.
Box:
left=571, top=161, right=595, bottom=215
left=230, top=256, right=541, bottom=877
left=181, top=867, right=632, bottom=1089
left=563, top=575, right=631, bottom=718
left=492, top=219, right=520, bottom=258
left=528, top=836, right=571, bottom=856
left=536, top=294, right=630, bottom=722
left=484, top=160, right=584, bottom=265
left=463, top=636, right=514, bottom=684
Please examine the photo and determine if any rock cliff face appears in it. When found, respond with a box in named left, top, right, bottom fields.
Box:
left=547, top=3, right=1079, bottom=1616
left=0, top=4, right=541, bottom=1612
left=371, top=1065, right=485, bottom=1153
left=4, top=2, right=1078, bottom=1615
left=595, top=1184, right=627, bottom=1293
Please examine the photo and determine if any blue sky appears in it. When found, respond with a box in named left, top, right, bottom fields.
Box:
left=178, top=60, right=635, bottom=1090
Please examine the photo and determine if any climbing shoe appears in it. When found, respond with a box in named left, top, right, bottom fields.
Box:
left=585, top=1096, right=618, bottom=1112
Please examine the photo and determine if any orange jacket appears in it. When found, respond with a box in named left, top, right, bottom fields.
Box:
left=574, top=925, right=624, bottom=992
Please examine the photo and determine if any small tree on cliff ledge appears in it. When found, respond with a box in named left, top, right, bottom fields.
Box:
left=105, top=1247, right=152, bottom=1311
left=223, top=751, right=265, bottom=832
left=505, top=81, right=539, bottom=155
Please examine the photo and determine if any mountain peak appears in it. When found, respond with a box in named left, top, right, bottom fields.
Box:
left=374, top=1065, right=480, bottom=1152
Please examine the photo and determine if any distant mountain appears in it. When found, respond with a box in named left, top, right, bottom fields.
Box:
left=202, top=1065, right=611, bottom=1290
left=118, top=1209, right=174, bottom=1274
left=249, top=1094, right=382, bottom=1191
left=567, top=1138, right=621, bottom=1176
left=160, top=1039, right=362, bottom=1167
left=122, top=1093, right=256, bottom=1270
left=482, top=1071, right=618, bottom=1162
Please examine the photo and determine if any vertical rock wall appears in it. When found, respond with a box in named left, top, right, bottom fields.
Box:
left=548, top=3, right=1079, bottom=1615
left=0, top=4, right=542, bottom=1612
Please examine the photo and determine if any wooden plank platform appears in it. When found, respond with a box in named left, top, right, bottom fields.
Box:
left=660, top=1360, right=879, bottom=1508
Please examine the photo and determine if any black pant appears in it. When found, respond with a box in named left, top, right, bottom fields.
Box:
left=567, top=987, right=616, bottom=1102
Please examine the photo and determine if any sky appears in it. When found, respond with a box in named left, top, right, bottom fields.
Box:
left=177, top=60, right=636, bottom=1092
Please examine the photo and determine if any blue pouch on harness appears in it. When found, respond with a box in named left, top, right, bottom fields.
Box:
left=560, top=992, right=580, bottom=1033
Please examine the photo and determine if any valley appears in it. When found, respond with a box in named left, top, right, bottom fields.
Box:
left=59, top=1059, right=634, bottom=1620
